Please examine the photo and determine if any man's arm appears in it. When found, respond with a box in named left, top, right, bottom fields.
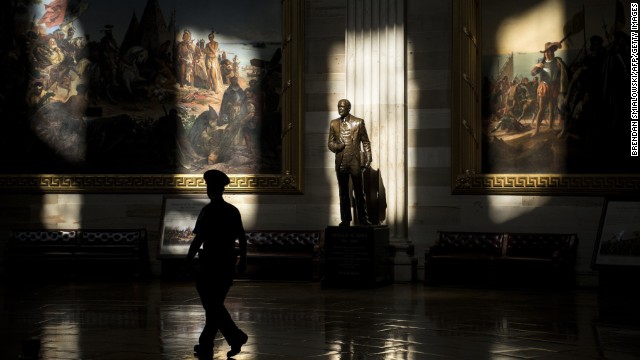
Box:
left=186, top=234, right=204, bottom=263
left=327, top=121, right=345, bottom=153
left=360, top=120, right=372, bottom=168
left=236, top=217, right=248, bottom=274
left=531, top=59, right=544, bottom=76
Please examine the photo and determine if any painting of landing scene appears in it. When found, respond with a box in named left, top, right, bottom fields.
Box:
left=481, top=0, right=634, bottom=174
left=158, top=196, right=208, bottom=257
left=0, top=0, right=282, bottom=175
left=593, top=200, right=640, bottom=267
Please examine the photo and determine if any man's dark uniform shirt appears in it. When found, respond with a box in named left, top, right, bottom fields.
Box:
left=193, top=197, right=244, bottom=279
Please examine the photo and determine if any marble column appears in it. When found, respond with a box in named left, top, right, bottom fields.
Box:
left=346, top=0, right=414, bottom=281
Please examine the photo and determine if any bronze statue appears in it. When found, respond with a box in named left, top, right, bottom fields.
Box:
left=328, top=99, right=372, bottom=227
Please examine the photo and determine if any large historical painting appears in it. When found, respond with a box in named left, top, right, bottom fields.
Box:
left=452, top=0, right=639, bottom=194
left=0, top=0, right=303, bottom=193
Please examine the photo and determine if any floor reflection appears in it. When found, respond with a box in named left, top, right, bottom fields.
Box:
left=1, top=280, right=639, bottom=359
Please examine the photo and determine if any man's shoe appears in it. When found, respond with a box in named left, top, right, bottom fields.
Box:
left=358, top=219, right=372, bottom=226
left=194, top=344, right=213, bottom=358
left=339, top=221, right=350, bottom=227
left=227, top=332, right=248, bottom=358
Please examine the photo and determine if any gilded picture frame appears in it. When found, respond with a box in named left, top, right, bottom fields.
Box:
left=452, top=0, right=639, bottom=195
left=0, top=0, right=303, bottom=194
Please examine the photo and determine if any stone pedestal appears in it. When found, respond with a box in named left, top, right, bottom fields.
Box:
left=322, top=225, right=392, bottom=287
left=390, top=238, right=417, bottom=282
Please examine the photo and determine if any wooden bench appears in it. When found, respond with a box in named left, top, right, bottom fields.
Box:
left=424, top=231, right=578, bottom=287
left=242, top=230, right=324, bottom=280
left=6, top=229, right=147, bottom=278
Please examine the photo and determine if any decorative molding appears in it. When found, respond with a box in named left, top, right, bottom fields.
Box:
left=0, top=174, right=294, bottom=193
left=454, top=174, right=640, bottom=195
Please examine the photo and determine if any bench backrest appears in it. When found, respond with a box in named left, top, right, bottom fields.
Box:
left=8, top=230, right=80, bottom=252
left=8, top=229, right=145, bottom=251
left=434, top=231, right=505, bottom=256
left=506, top=233, right=577, bottom=258
left=243, top=230, right=323, bottom=251
left=431, top=231, right=578, bottom=259
left=81, top=229, right=145, bottom=247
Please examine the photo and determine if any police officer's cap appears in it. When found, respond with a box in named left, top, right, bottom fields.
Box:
left=203, top=169, right=230, bottom=187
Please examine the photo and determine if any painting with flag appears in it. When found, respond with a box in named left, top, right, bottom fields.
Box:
left=563, top=7, right=585, bottom=46
left=479, top=0, right=635, bottom=176
left=37, top=0, right=68, bottom=28
left=37, top=0, right=88, bottom=30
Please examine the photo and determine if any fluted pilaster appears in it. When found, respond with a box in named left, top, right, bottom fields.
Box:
left=346, top=0, right=406, bottom=240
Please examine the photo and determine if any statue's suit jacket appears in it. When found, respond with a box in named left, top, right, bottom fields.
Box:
left=327, top=115, right=372, bottom=170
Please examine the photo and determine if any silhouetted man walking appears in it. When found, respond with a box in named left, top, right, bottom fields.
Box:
left=186, top=169, right=248, bottom=359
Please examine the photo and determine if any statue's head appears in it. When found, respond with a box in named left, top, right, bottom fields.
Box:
left=337, top=99, right=351, bottom=117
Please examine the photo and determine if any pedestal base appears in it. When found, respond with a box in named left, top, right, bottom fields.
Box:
left=322, top=225, right=392, bottom=288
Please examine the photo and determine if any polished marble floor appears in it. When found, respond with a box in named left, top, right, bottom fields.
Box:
left=1, top=279, right=639, bottom=360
